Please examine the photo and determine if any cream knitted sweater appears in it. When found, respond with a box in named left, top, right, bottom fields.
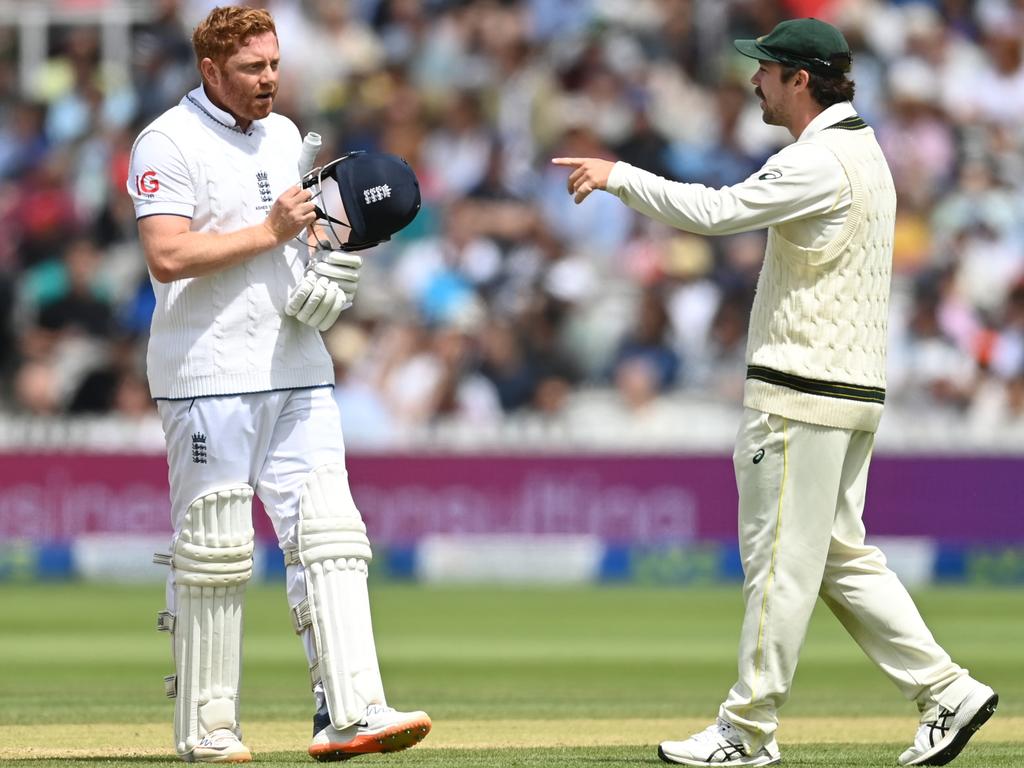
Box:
left=743, top=119, right=895, bottom=431
left=607, top=107, right=896, bottom=431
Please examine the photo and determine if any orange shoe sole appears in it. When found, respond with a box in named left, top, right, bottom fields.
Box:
left=308, top=716, right=432, bottom=762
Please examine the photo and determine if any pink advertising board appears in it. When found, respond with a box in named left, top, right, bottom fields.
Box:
left=0, top=453, right=1018, bottom=543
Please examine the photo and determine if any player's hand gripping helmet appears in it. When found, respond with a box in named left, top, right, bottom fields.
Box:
left=301, top=151, right=421, bottom=252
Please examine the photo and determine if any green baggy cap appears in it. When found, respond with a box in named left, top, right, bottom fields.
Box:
left=735, top=17, right=851, bottom=77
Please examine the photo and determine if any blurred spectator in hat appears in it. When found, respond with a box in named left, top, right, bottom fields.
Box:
left=35, top=235, right=114, bottom=340
left=961, top=2, right=1024, bottom=126
left=614, top=105, right=676, bottom=185
left=716, top=230, right=766, bottom=293
left=967, top=367, right=1024, bottom=436
left=421, top=301, right=503, bottom=426
left=10, top=155, right=80, bottom=269
left=985, top=278, right=1024, bottom=380
left=478, top=317, right=540, bottom=413
left=491, top=29, right=561, bottom=196
left=0, top=101, right=49, bottom=180
left=693, top=288, right=752, bottom=401
left=422, top=89, right=495, bottom=202
left=370, top=298, right=500, bottom=428
left=539, top=122, right=632, bottom=262
left=38, top=27, right=136, bottom=147
left=393, top=198, right=502, bottom=325
left=544, top=247, right=628, bottom=380
left=132, top=0, right=195, bottom=123
left=562, top=354, right=690, bottom=448
left=327, top=323, right=399, bottom=448
left=877, top=57, right=955, bottom=209
left=607, top=286, right=681, bottom=392
left=66, top=334, right=151, bottom=416
left=644, top=0, right=702, bottom=80
left=529, top=0, right=595, bottom=43
left=667, top=79, right=764, bottom=189
left=659, top=233, right=721, bottom=378
left=888, top=273, right=979, bottom=413
left=876, top=56, right=956, bottom=275
left=12, top=358, right=60, bottom=416
left=922, top=259, right=985, bottom=363
left=516, top=289, right=582, bottom=413
left=929, top=156, right=1022, bottom=309
left=289, top=0, right=385, bottom=116
left=13, top=234, right=116, bottom=414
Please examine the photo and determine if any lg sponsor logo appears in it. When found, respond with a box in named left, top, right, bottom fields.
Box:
left=136, top=170, right=160, bottom=195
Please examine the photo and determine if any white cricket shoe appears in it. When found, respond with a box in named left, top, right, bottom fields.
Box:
left=899, top=683, right=998, bottom=766
left=308, top=703, right=432, bottom=761
left=658, top=718, right=781, bottom=766
left=189, top=728, right=252, bottom=763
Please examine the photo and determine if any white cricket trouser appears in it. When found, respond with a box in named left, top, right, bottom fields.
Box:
left=158, top=385, right=348, bottom=688
left=720, top=408, right=975, bottom=748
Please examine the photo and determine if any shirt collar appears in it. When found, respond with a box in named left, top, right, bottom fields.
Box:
left=182, top=85, right=259, bottom=136
left=798, top=101, right=857, bottom=141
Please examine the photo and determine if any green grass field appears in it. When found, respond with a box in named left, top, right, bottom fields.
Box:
left=0, top=582, right=1021, bottom=766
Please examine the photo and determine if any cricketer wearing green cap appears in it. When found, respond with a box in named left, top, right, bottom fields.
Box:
left=553, top=14, right=998, bottom=768
left=734, top=17, right=852, bottom=78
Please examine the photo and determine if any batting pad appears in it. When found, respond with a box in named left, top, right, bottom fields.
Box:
left=291, top=463, right=385, bottom=729
left=157, top=485, right=254, bottom=759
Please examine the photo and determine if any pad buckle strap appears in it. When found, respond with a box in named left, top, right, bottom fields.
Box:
left=163, top=674, right=177, bottom=698
left=283, top=548, right=301, bottom=567
left=309, top=661, right=321, bottom=689
left=153, top=552, right=172, bottom=567
left=291, top=598, right=312, bottom=633
left=156, top=611, right=176, bottom=633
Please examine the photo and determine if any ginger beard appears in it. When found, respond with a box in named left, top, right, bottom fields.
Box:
left=205, top=31, right=279, bottom=127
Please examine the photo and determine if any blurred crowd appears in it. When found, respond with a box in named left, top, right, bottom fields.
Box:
left=1, top=0, right=1024, bottom=447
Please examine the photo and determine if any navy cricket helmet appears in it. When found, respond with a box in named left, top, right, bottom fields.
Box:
left=301, top=151, right=421, bottom=252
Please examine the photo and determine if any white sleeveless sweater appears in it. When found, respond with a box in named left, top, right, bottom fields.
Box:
left=743, top=117, right=896, bottom=432
left=131, top=92, right=333, bottom=399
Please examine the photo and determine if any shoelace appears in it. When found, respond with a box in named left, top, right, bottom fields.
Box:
left=692, top=720, right=738, bottom=745
left=365, top=704, right=395, bottom=718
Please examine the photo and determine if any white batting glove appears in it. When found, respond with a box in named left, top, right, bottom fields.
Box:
left=285, top=251, right=363, bottom=332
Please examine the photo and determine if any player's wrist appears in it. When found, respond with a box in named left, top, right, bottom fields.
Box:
left=605, top=161, right=626, bottom=195
left=260, top=219, right=288, bottom=247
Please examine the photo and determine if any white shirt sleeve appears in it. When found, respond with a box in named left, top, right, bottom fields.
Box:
left=126, top=130, right=196, bottom=219
left=606, top=141, right=849, bottom=237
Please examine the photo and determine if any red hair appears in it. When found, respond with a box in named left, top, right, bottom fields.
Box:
left=192, top=6, right=277, bottom=67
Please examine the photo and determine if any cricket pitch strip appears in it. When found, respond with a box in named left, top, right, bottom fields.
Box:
left=2, top=716, right=1021, bottom=759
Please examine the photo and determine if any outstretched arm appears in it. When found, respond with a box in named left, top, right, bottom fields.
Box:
left=552, top=145, right=847, bottom=237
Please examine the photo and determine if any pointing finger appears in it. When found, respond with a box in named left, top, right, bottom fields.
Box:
left=551, top=158, right=584, bottom=167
